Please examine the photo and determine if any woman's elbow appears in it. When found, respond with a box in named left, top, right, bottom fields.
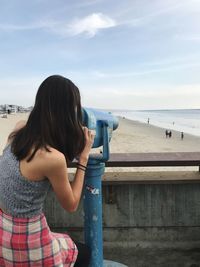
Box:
left=65, top=202, right=79, bottom=213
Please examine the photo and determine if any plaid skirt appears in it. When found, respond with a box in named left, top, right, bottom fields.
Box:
left=0, top=209, right=78, bottom=266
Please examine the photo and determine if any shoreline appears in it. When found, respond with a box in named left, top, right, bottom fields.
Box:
left=113, top=110, right=200, bottom=137
left=109, top=116, right=200, bottom=153
left=120, top=116, right=200, bottom=139
left=134, top=119, right=200, bottom=139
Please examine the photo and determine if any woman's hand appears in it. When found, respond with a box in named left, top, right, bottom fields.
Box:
left=79, top=127, right=95, bottom=164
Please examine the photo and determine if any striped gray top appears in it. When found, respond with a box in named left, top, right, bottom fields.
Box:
left=0, top=144, right=51, bottom=218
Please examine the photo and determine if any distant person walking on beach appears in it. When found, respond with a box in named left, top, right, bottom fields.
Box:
left=0, top=75, right=94, bottom=266
left=181, top=132, right=184, bottom=140
left=147, top=118, right=150, bottom=124
left=165, top=130, right=172, bottom=138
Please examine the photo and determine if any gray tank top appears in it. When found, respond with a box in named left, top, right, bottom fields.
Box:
left=0, top=144, right=51, bottom=218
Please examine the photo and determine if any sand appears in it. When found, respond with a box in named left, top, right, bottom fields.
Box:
left=0, top=113, right=29, bottom=154
left=110, top=117, right=200, bottom=153
left=1, top=113, right=200, bottom=175
left=109, top=117, right=200, bottom=173
left=1, top=113, right=200, bottom=156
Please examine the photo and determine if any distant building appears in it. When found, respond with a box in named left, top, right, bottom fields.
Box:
left=6, top=104, right=17, bottom=113
left=0, top=104, right=31, bottom=114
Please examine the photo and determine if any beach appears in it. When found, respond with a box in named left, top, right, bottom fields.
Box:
left=1, top=113, right=200, bottom=156
left=1, top=113, right=200, bottom=175
left=0, top=113, right=29, bottom=154
left=110, top=117, right=200, bottom=153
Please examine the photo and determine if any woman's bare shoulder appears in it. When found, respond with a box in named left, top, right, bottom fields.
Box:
left=41, top=146, right=65, bottom=160
left=38, top=147, right=67, bottom=174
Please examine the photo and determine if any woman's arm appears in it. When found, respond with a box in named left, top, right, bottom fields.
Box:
left=45, top=127, right=95, bottom=212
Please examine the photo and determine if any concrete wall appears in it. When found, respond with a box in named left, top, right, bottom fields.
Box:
left=44, top=175, right=200, bottom=233
left=44, top=172, right=200, bottom=266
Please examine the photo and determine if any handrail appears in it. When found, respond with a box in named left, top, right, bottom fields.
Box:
left=69, top=152, right=200, bottom=168
left=1, top=152, right=200, bottom=168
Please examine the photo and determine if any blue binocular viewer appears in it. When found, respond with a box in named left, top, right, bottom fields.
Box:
left=82, top=108, right=119, bottom=161
left=81, top=109, right=127, bottom=266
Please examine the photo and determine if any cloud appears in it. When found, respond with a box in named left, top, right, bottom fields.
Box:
left=83, top=83, right=200, bottom=97
left=67, top=13, right=116, bottom=37
left=89, top=61, right=200, bottom=79
left=0, top=23, right=39, bottom=31
left=74, top=0, right=105, bottom=8
left=0, top=75, right=45, bottom=106
left=118, top=0, right=200, bottom=28
left=175, top=34, right=200, bottom=42
left=81, top=83, right=200, bottom=110
left=0, top=20, right=58, bottom=32
left=0, top=13, right=116, bottom=38
left=141, top=54, right=200, bottom=67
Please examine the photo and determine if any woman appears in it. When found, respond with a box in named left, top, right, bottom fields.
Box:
left=0, top=75, right=94, bottom=266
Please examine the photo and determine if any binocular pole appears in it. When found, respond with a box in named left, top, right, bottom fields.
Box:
left=83, top=122, right=127, bottom=267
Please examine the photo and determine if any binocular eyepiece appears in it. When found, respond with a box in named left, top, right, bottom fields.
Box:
left=82, top=108, right=119, bottom=148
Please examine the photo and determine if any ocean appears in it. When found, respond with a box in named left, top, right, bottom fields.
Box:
left=111, top=109, right=200, bottom=137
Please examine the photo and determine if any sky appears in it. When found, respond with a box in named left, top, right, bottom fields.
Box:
left=0, top=0, right=200, bottom=110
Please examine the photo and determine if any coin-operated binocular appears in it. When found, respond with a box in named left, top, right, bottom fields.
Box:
left=82, top=108, right=119, bottom=161
left=81, top=108, right=127, bottom=267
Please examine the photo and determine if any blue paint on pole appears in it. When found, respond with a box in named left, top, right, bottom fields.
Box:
left=82, top=108, right=126, bottom=267
left=84, top=161, right=105, bottom=267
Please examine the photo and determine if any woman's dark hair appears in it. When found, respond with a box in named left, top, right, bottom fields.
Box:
left=11, top=75, right=85, bottom=162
